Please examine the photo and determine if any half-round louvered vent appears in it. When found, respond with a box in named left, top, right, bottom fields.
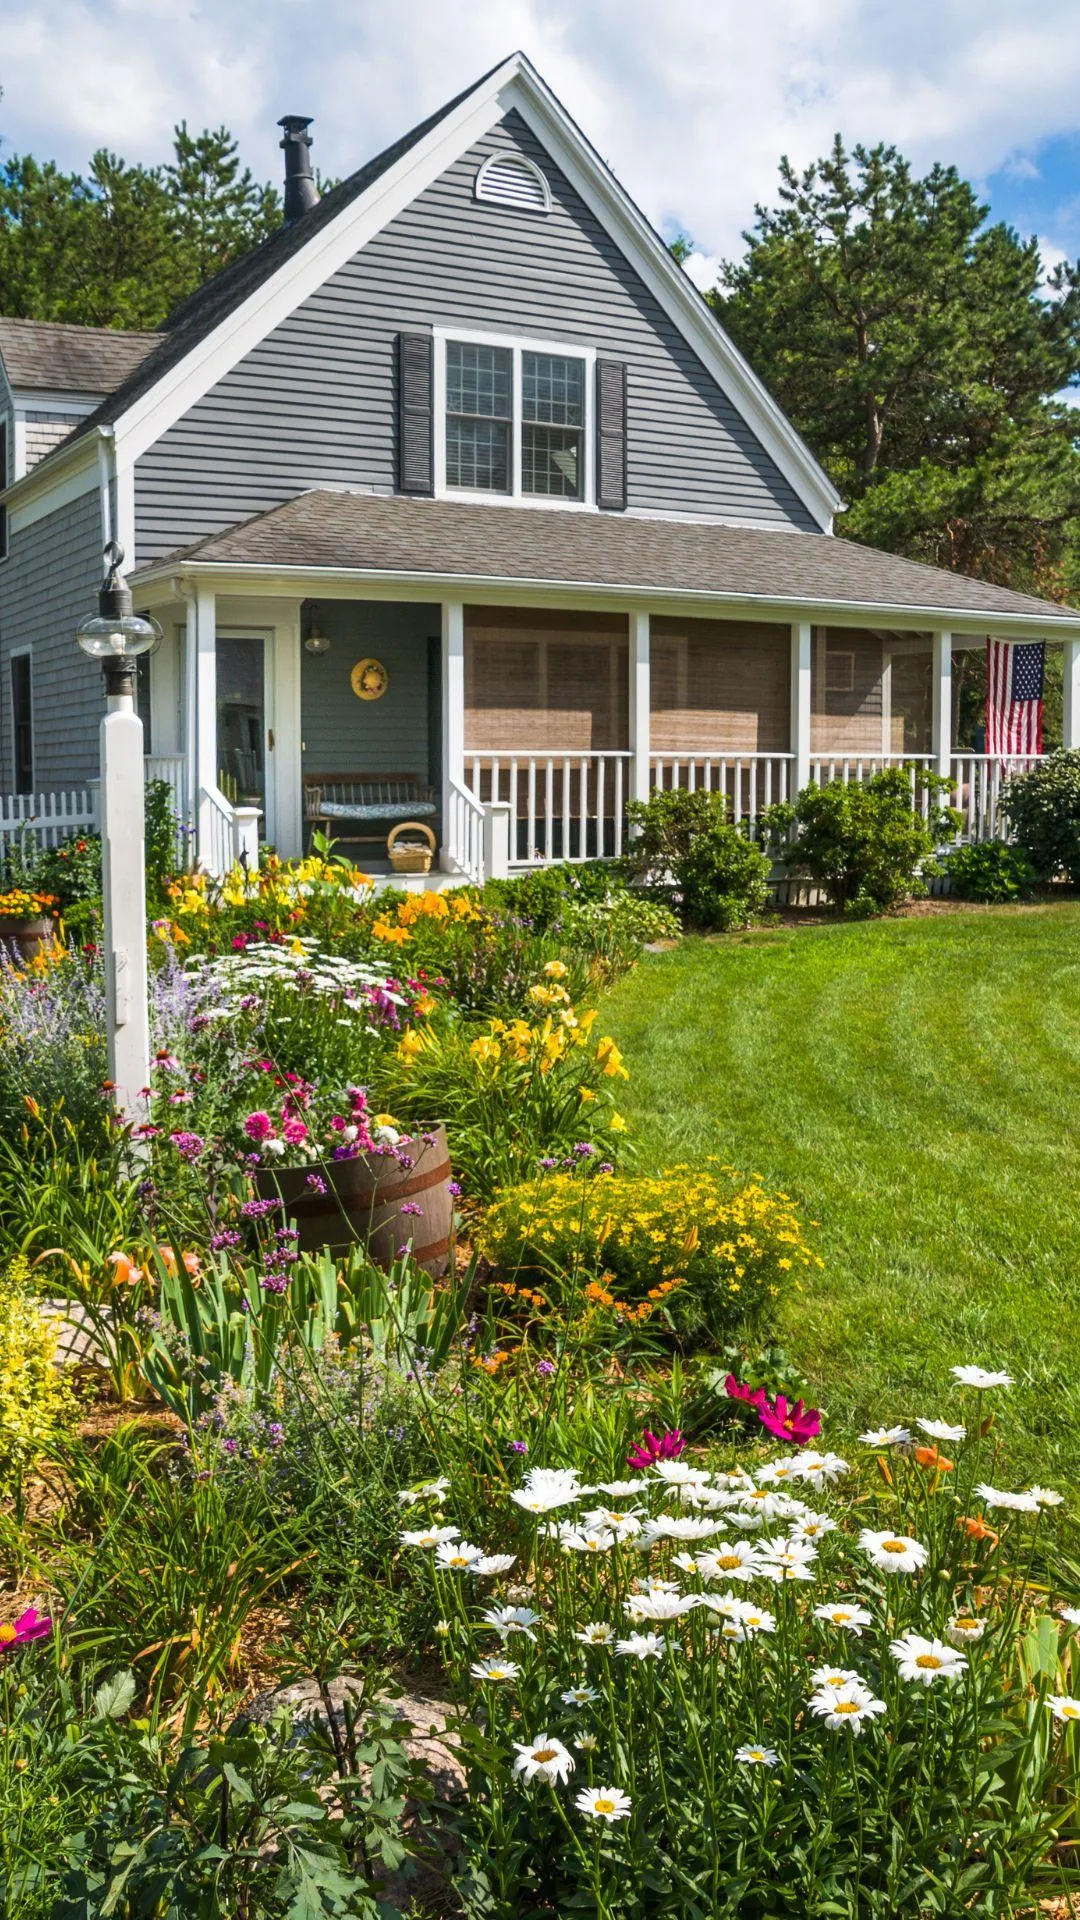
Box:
left=475, top=151, right=551, bottom=214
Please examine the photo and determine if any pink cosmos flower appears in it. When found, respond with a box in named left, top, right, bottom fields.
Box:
left=0, top=1607, right=51, bottom=1651
left=725, top=1375, right=769, bottom=1412
left=758, top=1395, right=822, bottom=1445
left=627, top=1427, right=686, bottom=1470
left=243, top=1111, right=274, bottom=1143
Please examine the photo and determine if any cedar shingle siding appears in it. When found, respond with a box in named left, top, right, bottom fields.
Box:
left=0, top=489, right=104, bottom=790
left=133, top=112, right=817, bottom=561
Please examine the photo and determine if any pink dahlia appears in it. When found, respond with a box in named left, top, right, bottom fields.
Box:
left=243, top=1111, right=274, bottom=1143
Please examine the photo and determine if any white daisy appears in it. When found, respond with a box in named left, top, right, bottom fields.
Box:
left=470, top=1553, right=517, bottom=1576
left=672, top=1551, right=707, bottom=1575
left=947, top=1614, right=986, bottom=1644
left=512, top=1487, right=583, bottom=1515
left=731, top=1603, right=776, bottom=1636
left=652, top=1461, right=711, bottom=1486
left=615, top=1632, right=667, bottom=1660
left=735, top=1744, right=779, bottom=1766
left=713, top=1470, right=755, bottom=1490
left=582, top=1506, right=643, bottom=1537
left=400, top=1524, right=460, bottom=1549
left=576, top=1733, right=600, bottom=1752
left=1047, top=1696, right=1080, bottom=1724
left=808, top=1682, right=886, bottom=1733
left=737, top=1489, right=809, bottom=1521
left=482, top=1605, right=542, bottom=1640
left=755, top=1459, right=801, bottom=1486
left=789, top=1450, right=849, bottom=1486
left=951, top=1365, right=1013, bottom=1390
left=638, top=1516, right=724, bottom=1544
left=624, top=1591, right=695, bottom=1623
left=890, top=1632, right=968, bottom=1685
left=1027, top=1486, right=1065, bottom=1509
left=561, top=1684, right=600, bottom=1707
left=858, top=1529, right=928, bottom=1575
left=397, top=1476, right=450, bottom=1505
left=596, top=1481, right=641, bottom=1497
left=471, top=1656, right=520, bottom=1682
left=575, top=1621, right=616, bottom=1647
left=810, top=1665, right=864, bottom=1689
left=1060, top=1608, right=1080, bottom=1626
left=435, top=1539, right=485, bottom=1571
left=575, top=1785, right=632, bottom=1822
left=791, top=1513, right=838, bottom=1542
left=859, top=1426, right=911, bottom=1448
left=561, top=1529, right=617, bottom=1555
left=813, top=1602, right=873, bottom=1634
left=916, top=1419, right=967, bottom=1442
left=513, top=1734, right=575, bottom=1784
left=974, top=1484, right=1041, bottom=1514
left=695, top=1541, right=763, bottom=1582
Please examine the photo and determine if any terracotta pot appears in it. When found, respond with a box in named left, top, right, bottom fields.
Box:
left=0, top=915, right=53, bottom=961
left=256, top=1124, right=453, bottom=1276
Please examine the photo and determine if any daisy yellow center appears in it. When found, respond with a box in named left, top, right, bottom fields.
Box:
left=489, top=1668, right=509, bottom=1679
left=915, top=1654, right=942, bottom=1669
left=830, top=1612, right=852, bottom=1623
left=825, top=1674, right=845, bottom=1685
left=833, top=1702, right=860, bottom=1715
left=0, top=1625, right=15, bottom=1645
left=882, top=1540, right=907, bottom=1554
left=748, top=1750, right=765, bottom=1761
left=718, top=1554, right=742, bottom=1569
left=594, top=1797, right=616, bottom=1814
left=533, top=1748, right=559, bottom=1764
left=744, top=1615, right=762, bottom=1627
left=955, top=1618, right=978, bottom=1632
left=1062, top=1705, right=1080, bottom=1720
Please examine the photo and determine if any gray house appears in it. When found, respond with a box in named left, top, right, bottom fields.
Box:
left=2, top=51, right=1079, bottom=879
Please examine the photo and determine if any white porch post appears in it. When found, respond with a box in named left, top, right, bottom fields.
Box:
left=629, top=610, right=651, bottom=806
left=440, top=599, right=465, bottom=872
left=193, top=585, right=217, bottom=864
left=100, top=678, right=150, bottom=1121
left=1063, top=640, right=1080, bottom=750
left=931, top=631, right=953, bottom=781
left=790, top=620, right=812, bottom=796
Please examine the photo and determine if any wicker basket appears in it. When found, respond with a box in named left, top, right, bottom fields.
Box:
left=387, top=819, right=437, bottom=874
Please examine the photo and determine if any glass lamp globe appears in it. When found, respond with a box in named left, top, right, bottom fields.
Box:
left=75, top=609, right=162, bottom=661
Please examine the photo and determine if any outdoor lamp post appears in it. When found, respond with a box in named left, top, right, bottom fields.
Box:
left=75, top=542, right=161, bottom=1120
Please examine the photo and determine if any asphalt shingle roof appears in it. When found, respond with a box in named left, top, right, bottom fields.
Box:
left=0, top=318, right=161, bottom=393
left=139, top=489, right=1080, bottom=625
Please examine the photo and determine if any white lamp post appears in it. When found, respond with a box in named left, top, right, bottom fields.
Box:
left=75, top=542, right=161, bottom=1121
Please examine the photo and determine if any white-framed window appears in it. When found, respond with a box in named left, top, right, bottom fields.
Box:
left=433, top=328, right=596, bottom=510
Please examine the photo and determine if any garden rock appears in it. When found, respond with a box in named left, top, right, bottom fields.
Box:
left=241, top=1676, right=467, bottom=1800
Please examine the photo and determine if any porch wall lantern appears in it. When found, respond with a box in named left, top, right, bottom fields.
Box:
left=304, top=609, right=330, bottom=656
left=75, top=541, right=161, bottom=1122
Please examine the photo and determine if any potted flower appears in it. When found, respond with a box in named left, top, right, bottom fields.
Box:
left=0, top=889, right=59, bottom=960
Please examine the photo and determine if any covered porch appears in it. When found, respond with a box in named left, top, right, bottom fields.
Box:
left=127, top=493, right=1080, bottom=883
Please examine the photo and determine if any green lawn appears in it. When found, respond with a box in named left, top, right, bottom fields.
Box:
left=603, top=905, right=1080, bottom=1487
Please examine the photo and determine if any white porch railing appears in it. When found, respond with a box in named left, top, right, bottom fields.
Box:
left=445, top=778, right=485, bottom=885
left=467, top=751, right=632, bottom=866
left=948, top=753, right=1042, bottom=843
left=809, top=754, right=936, bottom=820
left=651, top=752, right=794, bottom=829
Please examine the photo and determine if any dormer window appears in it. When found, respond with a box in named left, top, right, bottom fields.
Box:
left=435, top=330, right=594, bottom=507
left=475, top=151, right=551, bottom=214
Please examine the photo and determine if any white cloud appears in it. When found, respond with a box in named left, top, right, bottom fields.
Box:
left=1, top=0, right=1079, bottom=264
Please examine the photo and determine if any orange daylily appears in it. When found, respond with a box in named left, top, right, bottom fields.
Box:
left=107, top=1251, right=146, bottom=1286
left=161, top=1248, right=201, bottom=1280
left=959, top=1515, right=1000, bottom=1546
left=913, top=1445, right=954, bottom=1472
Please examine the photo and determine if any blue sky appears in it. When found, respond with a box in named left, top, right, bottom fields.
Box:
left=1, top=0, right=1078, bottom=288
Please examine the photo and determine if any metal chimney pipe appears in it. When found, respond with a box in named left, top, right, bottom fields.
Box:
left=278, top=116, right=319, bottom=223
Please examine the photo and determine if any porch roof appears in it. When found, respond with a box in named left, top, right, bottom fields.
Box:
left=136, top=490, right=1080, bottom=632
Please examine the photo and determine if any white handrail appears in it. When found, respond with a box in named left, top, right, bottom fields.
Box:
left=446, top=777, right=485, bottom=885
left=198, top=782, right=237, bottom=880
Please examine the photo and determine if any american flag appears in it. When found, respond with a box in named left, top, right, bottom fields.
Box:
left=986, top=639, right=1044, bottom=758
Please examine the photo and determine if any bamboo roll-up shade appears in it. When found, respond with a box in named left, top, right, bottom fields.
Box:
left=888, top=650, right=933, bottom=754
left=650, top=616, right=789, bottom=753
left=811, top=627, right=885, bottom=754
left=464, top=607, right=629, bottom=751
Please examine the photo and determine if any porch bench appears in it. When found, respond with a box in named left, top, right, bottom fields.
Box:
left=303, top=774, right=437, bottom=848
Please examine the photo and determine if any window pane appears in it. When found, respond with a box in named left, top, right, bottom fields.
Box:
left=522, top=353, right=584, bottom=426
left=522, top=424, right=582, bottom=498
left=447, top=417, right=511, bottom=493
left=447, top=342, right=511, bottom=419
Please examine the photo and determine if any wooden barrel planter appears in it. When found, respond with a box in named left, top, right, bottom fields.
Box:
left=256, top=1125, right=453, bottom=1276
left=0, top=916, right=54, bottom=962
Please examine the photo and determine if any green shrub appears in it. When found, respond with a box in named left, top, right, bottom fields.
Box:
left=476, top=1160, right=820, bottom=1346
left=1001, top=748, right=1080, bottom=881
left=622, top=789, right=772, bottom=929
left=946, top=838, right=1038, bottom=902
left=0, top=1257, right=74, bottom=1512
left=764, top=767, right=958, bottom=912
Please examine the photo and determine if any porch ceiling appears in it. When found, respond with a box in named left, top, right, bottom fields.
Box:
left=132, top=490, right=1080, bottom=635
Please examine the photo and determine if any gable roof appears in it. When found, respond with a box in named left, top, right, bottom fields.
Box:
left=26, top=52, right=838, bottom=529
left=0, top=317, right=160, bottom=393
left=133, top=489, right=1080, bottom=634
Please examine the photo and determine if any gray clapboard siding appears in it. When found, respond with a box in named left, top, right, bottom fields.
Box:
left=300, top=600, right=439, bottom=785
left=0, top=487, right=104, bottom=790
left=135, top=112, right=817, bottom=560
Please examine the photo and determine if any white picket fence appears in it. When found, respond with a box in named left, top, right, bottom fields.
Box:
left=0, top=788, right=98, bottom=856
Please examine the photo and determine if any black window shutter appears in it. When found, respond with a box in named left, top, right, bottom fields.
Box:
left=595, top=359, right=627, bottom=510
left=397, top=333, right=434, bottom=495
